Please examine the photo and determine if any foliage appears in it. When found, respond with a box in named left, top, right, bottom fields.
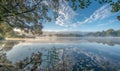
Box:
left=0, top=23, right=26, bottom=38
left=67, top=0, right=113, bottom=9
left=66, top=0, right=120, bottom=20
left=111, top=0, right=120, bottom=20
left=0, top=23, right=13, bottom=38
left=0, top=0, right=59, bottom=35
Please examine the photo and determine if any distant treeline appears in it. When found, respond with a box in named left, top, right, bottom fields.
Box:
left=44, top=29, right=120, bottom=37
left=87, top=29, right=120, bottom=37
left=53, top=34, right=83, bottom=37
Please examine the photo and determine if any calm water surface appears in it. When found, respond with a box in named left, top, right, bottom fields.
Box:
left=0, top=37, right=120, bottom=71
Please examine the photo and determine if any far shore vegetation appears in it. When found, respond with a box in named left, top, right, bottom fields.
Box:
left=47, top=29, right=120, bottom=37
left=0, top=28, right=120, bottom=40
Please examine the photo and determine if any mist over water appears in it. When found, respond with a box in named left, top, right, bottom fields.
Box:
left=0, top=37, right=120, bottom=70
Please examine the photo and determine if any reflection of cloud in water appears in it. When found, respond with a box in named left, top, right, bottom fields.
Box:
left=3, top=42, right=120, bottom=70
left=61, top=47, right=120, bottom=70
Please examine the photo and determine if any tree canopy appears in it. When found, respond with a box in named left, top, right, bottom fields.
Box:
left=67, top=0, right=120, bottom=20
left=0, top=0, right=119, bottom=35
left=0, top=0, right=59, bottom=35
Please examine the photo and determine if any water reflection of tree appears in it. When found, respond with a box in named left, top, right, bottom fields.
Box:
left=60, top=48, right=74, bottom=71
left=0, top=52, right=15, bottom=71
left=0, top=41, right=18, bottom=52
left=0, top=41, right=18, bottom=71
left=102, top=61, right=118, bottom=71
left=84, top=37, right=120, bottom=46
left=43, top=47, right=60, bottom=71
left=0, top=46, right=119, bottom=71
left=42, top=47, right=74, bottom=71
left=15, top=52, right=42, bottom=71
left=42, top=47, right=119, bottom=71
left=0, top=52, right=42, bottom=71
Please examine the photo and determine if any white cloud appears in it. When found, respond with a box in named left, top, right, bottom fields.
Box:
left=97, top=19, right=118, bottom=27
left=43, top=29, right=68, bottom=32
left=56, top=3, right=115, bottom=27
left=73, top=4, right=112, bottom=27
left=90, top=4, right=112, bottom=20
left=55, top=0, right=77, bottom=27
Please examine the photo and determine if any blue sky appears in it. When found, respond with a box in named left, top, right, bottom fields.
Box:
left=43, top=0, right=120, bottom=32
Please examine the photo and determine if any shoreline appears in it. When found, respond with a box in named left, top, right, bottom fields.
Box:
left=5, top=37, right=120, bottom=40
left=4, top=37, right=120, bottom=42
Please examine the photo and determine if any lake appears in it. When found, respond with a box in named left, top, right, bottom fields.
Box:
left=0, top=37, right=120, bottom=71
